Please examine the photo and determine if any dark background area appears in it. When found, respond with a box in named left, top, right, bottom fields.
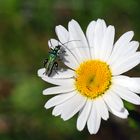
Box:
left=0, top=0, right=140, bottom=140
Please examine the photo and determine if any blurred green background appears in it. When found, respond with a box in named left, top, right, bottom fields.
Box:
left=0, top=0, right=140, bottom=140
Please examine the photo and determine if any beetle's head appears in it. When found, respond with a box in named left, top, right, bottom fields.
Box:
left=55, top=45, right=61, bottom=50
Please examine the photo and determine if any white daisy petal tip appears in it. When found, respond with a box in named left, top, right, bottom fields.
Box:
left=134, top=41, right=139, bottom=47
left=61, top=116, right=68, bottom=121
left=53, top=111, right=61, bottom=117
left=61, top=113, right=71, bottom=121
left=68, top=19, right=75, bottom=26
left=42, top=90, right=46, bottom=95
left=131, top=78, right=140, bottom=93
left=55, top=25, right=60, bottom=30
left=96, top=18, right=103, bottom=22
left=129, top=30, right=134, bottom=37
left=111, top=108, right=129, bottom=119
left=48, top=38, right=59, bottom=48
left=44, top=103, right=50, bottom=109
left=134, top=97, right=140, bottom=105
left=125, top=31, right=134, bottom=39
left=37, top=68, right=45, bottom=77
left=70, top=19, right=76, bottom=23
left=52, top=113, right=58, bottom=117
left=96, top=19, right=106, bottom=26
left=76, top=100, right=92, bottom=131
left=104, top=117, right=109, bottom=121
left=108, top=25, right=115, bottom=31
left=55, top=25, right=65, bottom=36
left=137, top=42, right=140, bottom=48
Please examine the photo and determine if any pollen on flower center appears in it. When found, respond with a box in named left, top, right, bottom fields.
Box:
left=75, top=60, right=112, bottom=99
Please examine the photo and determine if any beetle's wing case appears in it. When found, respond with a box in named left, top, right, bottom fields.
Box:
left=45, top=58, right=55, bottom=76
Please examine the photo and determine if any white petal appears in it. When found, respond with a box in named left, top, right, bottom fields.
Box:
left=93, top=19, right=107, bottom=59
left=112, top=85, right=140, bottom=105
left=52, top=69, right=75, bottom=79
left=55, top=25, right=80, bottom=69
left=55, top=25, right=69, bottom=44
left=111, top=51, right=140, bottom=68
left=50, top=29, right=79, bottom=69
left=112, top=31, right=134, bottom=54
left=99, top=25, right=115, bottom=61
left=128, top=41, right=139, bottom=52
left=38, top=68, right=46, bottom=77
left=103, top=90, right=124, bottom=111
left=62, top=48, right=80, bottom=69
left=61, top=93, right=86, bottom=121
left=110, top=107, right=129, bottom=119
left=123, top=41, right=139, bottom=56
left=95, top=97, right=109, bottom=120
left=115, top=31, right=134, bottom=47
left=109, top=41, right=139, bottom=65
left=87, top=101, right=101, bottom=134
left=48, top=39, right=59, bottom=49
left=52, top=104, right=63, bottom=116
left=77, top=100, right=92, bottom=131
left=64, top=42, right=83, bottom=65
left=62, top=49, right=80, bottom=69
left=87, top=102, right=96, bottom=134
left=43, top=85, right=75, bottom=95
left=108, top=31, right=134, bottom=64
left=68, top=19, right=90, bottom=61
left=86, top=20, right=96, bottom=59
left=42, top=77, right=74, bottom=86
left=94, top=103, right=101, bottom=134
left=44, top=91, right=76, bottom=109
left=130, top=78, right=140, bottom=93
left=111, top=52, right=140, bottom=75
left=112, top=76, right=140, bottom=93
left=38, top=68, right=74, bottom=79
left=38, top=68, right=75, bottom=85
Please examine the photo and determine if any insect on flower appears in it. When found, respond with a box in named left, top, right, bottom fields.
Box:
left=43, top=39, right=80, bottom=76
left=38, top=19, right=140, bottom=134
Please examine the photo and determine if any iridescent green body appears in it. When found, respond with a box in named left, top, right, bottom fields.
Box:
left=44, top=46, right=60, bottom=76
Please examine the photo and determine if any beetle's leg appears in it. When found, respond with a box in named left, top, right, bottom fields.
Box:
left=50, top=48, right=54, bottom=51
left=43, top=58, right=48, bottom=75
left=48, top=65, right=54, bottom=77
left=53, top=62, right=59, bottom=74
left=49, top=48, right=54, bottom=53
left=43, top=58, right=48, bottom=67
left=48, top=71, right=52, bottom=77
left=43, top=70, right=46, bottom=75
left=48, top=62, right=59, bottom=76
left=54, top=62, right=58, bottom=69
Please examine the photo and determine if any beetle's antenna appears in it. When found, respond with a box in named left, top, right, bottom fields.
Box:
left=49, top=39, right=53, bottom=48
left=58, top=40, right=81, bottom=63
left=60, top=40, right=80, bottom=46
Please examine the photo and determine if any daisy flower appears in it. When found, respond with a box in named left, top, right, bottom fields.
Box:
left=38, top=19, right=140, bottom=134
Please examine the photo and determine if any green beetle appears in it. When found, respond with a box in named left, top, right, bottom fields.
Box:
left=43, top=44, right=61, bottom=76
left=43, top=40, right=80, bottom=76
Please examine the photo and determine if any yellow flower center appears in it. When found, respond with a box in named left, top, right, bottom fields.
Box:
left=75, top=60, right=112, bottom=99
